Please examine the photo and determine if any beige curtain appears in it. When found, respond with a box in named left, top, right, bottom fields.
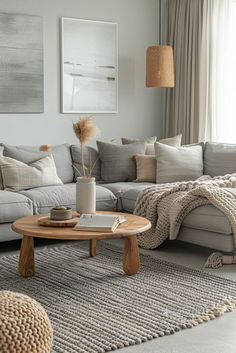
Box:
left=164, top=0, right=203, bottom=144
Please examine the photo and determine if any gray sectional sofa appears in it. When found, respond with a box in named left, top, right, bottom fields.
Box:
left=0, top=142, right=235, bottom=253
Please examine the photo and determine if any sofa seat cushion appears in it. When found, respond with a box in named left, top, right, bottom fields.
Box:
left=182, top=205, right=232, bottom=235
left=19, top=183, right=117, bottom=214
left=0, top=190, right=33, bottom=223
left=101, top=182, right=154, bottom=211
left=122, top=188, right=233, bottom=235
left=120, top=184, right=154, bottom=212
left=178, top=227, right=235, bottom=252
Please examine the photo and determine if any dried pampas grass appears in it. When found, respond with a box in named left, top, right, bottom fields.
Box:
left=73, top=116, right=99, bottom=145
left=73, top=116, right=99, bottom=178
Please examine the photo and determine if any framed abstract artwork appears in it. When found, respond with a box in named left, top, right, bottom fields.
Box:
left=0, top=13, right=44, bottom=113
left=61, top=18, right=118, bottom=113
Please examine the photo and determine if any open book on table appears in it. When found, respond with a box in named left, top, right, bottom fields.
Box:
left=74, top=213, right=126, bottom=232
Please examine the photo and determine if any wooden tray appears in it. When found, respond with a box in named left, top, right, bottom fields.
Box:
left=38, top=216, right=79, bottom=227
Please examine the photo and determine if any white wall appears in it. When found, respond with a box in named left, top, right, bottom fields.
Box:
left=0, top=0, right=163, bottom=146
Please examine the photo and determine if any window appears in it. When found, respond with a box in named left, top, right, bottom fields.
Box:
left=214, top=1, right=236, bottom=143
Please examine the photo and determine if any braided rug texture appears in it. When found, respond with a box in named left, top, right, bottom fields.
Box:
left=1, top=241, right=236, bottom=353
left=134, top=173, right=236, bottom=249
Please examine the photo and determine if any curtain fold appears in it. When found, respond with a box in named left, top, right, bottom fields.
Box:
left=164, top=0, right=235, bottom=144
left=199, top=0, right=235, bottom=142
left=164, top=0, right=203, bottom=144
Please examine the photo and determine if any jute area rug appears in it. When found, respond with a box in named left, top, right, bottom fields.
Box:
left=1, top=241, right=236, bottom=353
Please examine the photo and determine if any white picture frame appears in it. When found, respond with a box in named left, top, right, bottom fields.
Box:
left=61, top=17, right=118, bottom=114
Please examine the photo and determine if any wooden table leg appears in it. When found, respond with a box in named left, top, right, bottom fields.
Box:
left=18, top=235, right=35, bottom=277
left=123, top=235, right=140, bottom=275
left=90, top=239, right=97, bottom=257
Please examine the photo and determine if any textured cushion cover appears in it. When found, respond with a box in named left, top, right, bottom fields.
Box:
left=122, top=137, right=157, bottom=156
left=71, top=145, right=101, bottom=181
left=0, top=155, right=62, bottom=191
left=19, top=183, right=117, bottom=214
left=96, top=141, right=146, bottom=182
left=133, top=154, right=156, bottom=182
left=204, top=142, right=236, bottom=176
left=122, top=135, right=182, bottom=155
left=155, top=143, right=203, bottom=183
left=145, top=134, right=183, bottom=156
left=2, top=143, right=73, bottom=184
left=0, top=190, right=33, bottom=223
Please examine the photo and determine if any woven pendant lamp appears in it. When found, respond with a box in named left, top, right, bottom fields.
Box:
left=146, top=45, right=174, bottom=88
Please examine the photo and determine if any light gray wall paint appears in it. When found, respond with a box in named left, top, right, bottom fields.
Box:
left=0, top=0, right=163, bottom=146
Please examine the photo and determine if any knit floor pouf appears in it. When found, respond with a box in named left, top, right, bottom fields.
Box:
left=0, top=291, right=53, bottom=353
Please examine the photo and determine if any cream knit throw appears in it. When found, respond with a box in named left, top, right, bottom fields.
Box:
left=0, top=291, right=53, bottom=353
left=134, top=174, right=236, bottom=249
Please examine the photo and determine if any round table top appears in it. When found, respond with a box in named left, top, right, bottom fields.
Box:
left=12, top=211, right=151, bottom=240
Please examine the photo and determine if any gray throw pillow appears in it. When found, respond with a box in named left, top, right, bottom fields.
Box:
left=70, top=145, right=101, bottom=181
left=96, top=141, right=146, bottom=182
left=155, top=142, right=203, bottom=183
left=2, top=143, right=73, bottom=184
left=204, top=142, right=236, bottom=176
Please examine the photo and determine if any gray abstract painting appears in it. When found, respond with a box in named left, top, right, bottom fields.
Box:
left=61, top=18, right=118, bottom=113
left=0, top=13, right=43, bottom=113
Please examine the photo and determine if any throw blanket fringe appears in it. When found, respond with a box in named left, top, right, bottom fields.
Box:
left=205, top=252, right=236, bottom=269
left=134, top=174, right=236, bottom=250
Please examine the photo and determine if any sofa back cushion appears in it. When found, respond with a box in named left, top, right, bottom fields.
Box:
left=0, top=155, right=62, bottom=191
left=155, top=142, right=203, bottom=183
left=204, top=142, right=236, bottom=176
left=70, top=145, right=101, bottom=181
left=97, top=141, right=146, bottom=182
left=2, top=143, right=73, bottom=183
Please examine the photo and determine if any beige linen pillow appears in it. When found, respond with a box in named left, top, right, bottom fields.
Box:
left=133, top=154, right=156, bottom=182
left=145, top=134, right=182, bottom=155
left=0, top=154, right=63, bottom=191
left=159, top=134, right=182, bottom=147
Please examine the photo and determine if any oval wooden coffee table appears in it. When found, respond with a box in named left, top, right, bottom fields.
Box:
left=12, top=211, right=151, bottom=278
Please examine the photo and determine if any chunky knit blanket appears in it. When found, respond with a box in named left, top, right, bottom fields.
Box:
left=134, top=174, right=236, bottom=249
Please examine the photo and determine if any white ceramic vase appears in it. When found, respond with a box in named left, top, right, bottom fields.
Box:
left=76, top=177, right=96, bottom=214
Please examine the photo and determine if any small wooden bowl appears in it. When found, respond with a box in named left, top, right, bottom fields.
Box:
left=50, top=206, right=72, bottom=221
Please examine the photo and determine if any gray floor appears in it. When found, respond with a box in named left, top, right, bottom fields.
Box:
left=1, top=238, right=236, bottom=353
